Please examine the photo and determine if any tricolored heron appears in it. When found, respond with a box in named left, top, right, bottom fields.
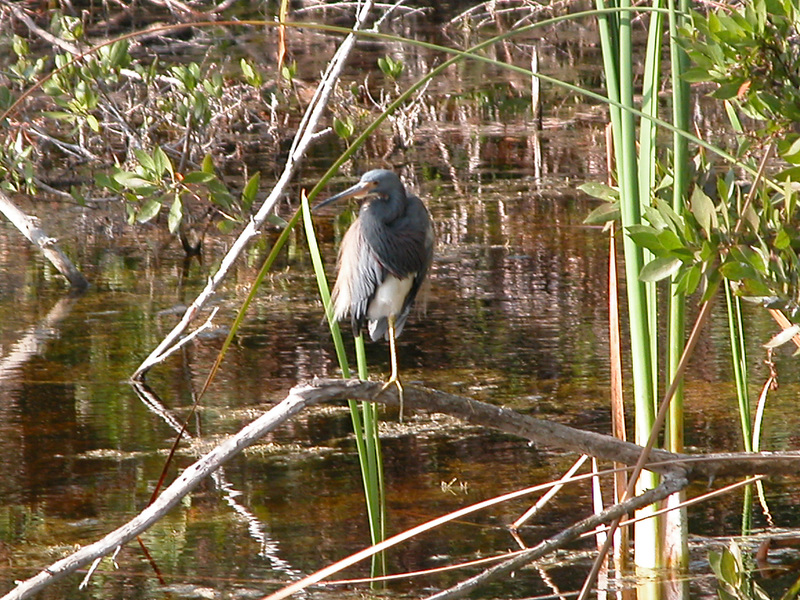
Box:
left=316, top=169, right=434, bottom=417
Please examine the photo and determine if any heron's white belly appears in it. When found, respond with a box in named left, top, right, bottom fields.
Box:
left=368, top=274, right=415, bottom=320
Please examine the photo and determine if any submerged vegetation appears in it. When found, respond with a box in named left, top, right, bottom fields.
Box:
left=1, top=0, right=800, bottom=599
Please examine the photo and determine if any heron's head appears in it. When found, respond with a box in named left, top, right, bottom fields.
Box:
left=315, top=170, right=404, bottom=211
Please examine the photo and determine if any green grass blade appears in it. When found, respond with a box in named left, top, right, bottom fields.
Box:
left=301, top=192, right=384, bottom=561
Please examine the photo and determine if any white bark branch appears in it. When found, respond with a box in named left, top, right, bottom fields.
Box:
left=131, top=0, right=376, bottom=380
left=2, top=379, right=798, bottom=600
left=0, top=190, right=88, bottom=290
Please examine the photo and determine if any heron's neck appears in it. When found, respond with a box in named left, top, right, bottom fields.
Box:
left=362, top=194, right=405, bottom=223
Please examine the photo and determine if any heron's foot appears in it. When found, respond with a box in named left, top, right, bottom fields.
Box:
left=375, top=376, right=405, bottom=422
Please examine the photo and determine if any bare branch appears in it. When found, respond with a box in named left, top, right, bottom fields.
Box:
left=131, top=0, right=377, bottom=380
left=0, top=190, right=88, bottom=290
left=3, top=379, right=798, bottom=600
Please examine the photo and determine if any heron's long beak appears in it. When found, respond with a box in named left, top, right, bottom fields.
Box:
left=313, top=180, right=375, bottom=212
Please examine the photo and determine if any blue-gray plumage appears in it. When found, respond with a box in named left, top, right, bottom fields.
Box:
left=317, top=169, right=434, bottom=341
left=315, top=169, right=434, bottom=413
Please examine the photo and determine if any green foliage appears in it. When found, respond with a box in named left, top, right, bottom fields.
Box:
left=333, top=116, right=355, bottom=141
left=581, top=0, right=800, bottom=314
left=96, top=149, right=253, bottom=233
left=0, top=136, right=35, bottom=194
left=1, top=11, right=275, bottom=235
left=240, top=58, right=263, bottom=88
left=709, top=542, right=771, bottom=600
left=378, top=55, right=404, bottom=79
left=680, top=0, right=800, bottom=165
left=580, top=182, right=620, bottom=226
left=281, top=60, right=297, bottom=83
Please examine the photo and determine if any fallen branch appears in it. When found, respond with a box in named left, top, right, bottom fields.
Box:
left=3, top=379, right=798, bottom=600
left=422, top=474, right=688, bottom=600
left=0, top=190, right=88, bottom=290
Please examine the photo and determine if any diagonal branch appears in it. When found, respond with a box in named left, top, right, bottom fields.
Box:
left=3, top=379, right=798, bottom=600
left=423, top=474, right=688, bottom=600
left=130, top=0, right=376, bottom=380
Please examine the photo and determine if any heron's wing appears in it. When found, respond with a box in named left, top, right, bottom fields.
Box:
left=368, top=195, right=434, bottom=339
left=331, top=219, right=385, bottom=338
left=369, top=195, right=434, bottom=278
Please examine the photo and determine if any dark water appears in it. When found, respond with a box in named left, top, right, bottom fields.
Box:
left=2, top=4, right=800, bottom=600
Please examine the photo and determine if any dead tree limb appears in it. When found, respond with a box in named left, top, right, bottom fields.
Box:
left=2, top=380, right=798, bottom=600
left=130, top=0, right=376, bottom=380
left=0, top=190, right=88, bottom=290
left=422, top=474, right=688, bottom=600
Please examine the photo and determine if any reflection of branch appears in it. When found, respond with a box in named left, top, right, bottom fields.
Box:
left=130, top=381, right=304, bottom=582
left=132, top=0, right=377, bottom=381
left=5, top=380, right=799, bottom=600
left=0, top=297, right=79, bottom=382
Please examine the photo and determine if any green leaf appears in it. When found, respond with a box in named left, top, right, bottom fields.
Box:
left=241, top=171, right=260, bottom=212
left=333, top=116, right=355, bottom=140
left=643, top=205, right=668, bottom=229
left=778, top=135, right=800, bottom=164
left=655, top=199, right=684, bottom=232
left=700, top=268, right=722, bottom=302
left=775, top=227, right=791, bottom=250
left=720, top=261, right=755, bottom=281
left=710, top=82, right=742, bottom=100
left=682, top=67, right=713, bottom=82
left=208, top=180, right=235, bottom=210
left=202, top=153, right=215, bottom=174
left=640, top=257, right=682, bottom=282
left=281, top=60, right=297, bottom=82
left=137, top=198, right=162, bottom=223
left=691, top=186, right=717, bottom=235
left=583, top=201, right=620, bottom=225
left=731, top=245, right=767, bottom=274
left=578, top=181, right=619, bottom=202
left=266, top=213, right=289, bottom=228
left=41, top=110, right=75, bottom=121
left=241, top=58, right=255, bottom=80
left=134, top=148, right=155, bottom=172
left=85, top=114, right=100, bottom=132
left=628, top=227, right=664, bottom=254
left=153, top=146, right=172, bottom=178
left=657, top=229, right=684, bottom=251
left=709, top=550, right=724, bottom=580
left=108, top=40, right=130, bottom=68
left=182, top=171, right=216, bottom=184
left=217, top=219, right=236, bottom=234
left=95, top=172, right=121, bottom=192
left=777, top=166, right=800, bottom=182
left=113, top=171, right=157, bottom=191
left=685, top=264, right=702, bottom=294
left=168, top=195, right=183, bottom=233
left=240, top=58, right=262, bottom=87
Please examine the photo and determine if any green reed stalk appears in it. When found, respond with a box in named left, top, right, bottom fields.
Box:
left=665, top=0, right=691, bottom=572
left=300, top=195, right=386, bottom=570
left=596, top=0, right=660, bottom=572
left=725, top=285, right=752, bottom=451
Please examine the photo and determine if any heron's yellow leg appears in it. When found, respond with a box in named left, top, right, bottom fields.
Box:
left=379, top=314, right=404, bottom=421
